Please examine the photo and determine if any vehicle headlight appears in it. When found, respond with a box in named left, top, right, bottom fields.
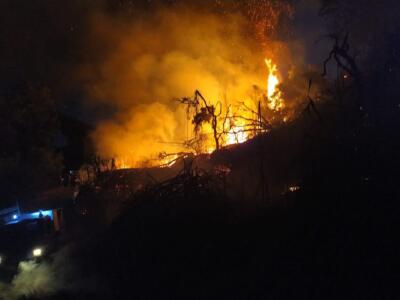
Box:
left=32, top=248, right=43, bottom=257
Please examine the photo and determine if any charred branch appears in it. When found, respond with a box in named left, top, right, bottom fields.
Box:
left=303, top=79, right=323, bottom=123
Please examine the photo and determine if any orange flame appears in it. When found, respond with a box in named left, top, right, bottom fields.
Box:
left=265, top=59, right=284, bottom=111
left=113, top=58, right=285, bottom=169
left=225, top=115, right=248, bottom=146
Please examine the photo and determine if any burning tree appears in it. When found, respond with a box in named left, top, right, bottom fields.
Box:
left=179, top=90, right=221, bottom=152
left=103, top=55, right=288, bottom=169
left=178, top=89, right=273, bottom=155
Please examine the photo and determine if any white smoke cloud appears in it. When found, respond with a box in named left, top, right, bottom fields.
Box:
left=0, top=245, right=94, bottom=299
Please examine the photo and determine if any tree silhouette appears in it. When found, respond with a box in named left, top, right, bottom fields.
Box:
left=0, top=83, right=63, bottom=203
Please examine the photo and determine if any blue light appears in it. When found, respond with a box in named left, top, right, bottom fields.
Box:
left=28, top=210, right=53, bottom=220
left=3, top=209, right=55, bottom=226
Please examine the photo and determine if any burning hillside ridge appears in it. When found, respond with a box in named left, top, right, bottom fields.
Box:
left=78, top=2, right=321, bottom=169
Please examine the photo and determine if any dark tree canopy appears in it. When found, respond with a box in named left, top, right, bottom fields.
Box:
left=0, top=83, right=63, bottom=203
left=319, top=0, right=400, bottom=123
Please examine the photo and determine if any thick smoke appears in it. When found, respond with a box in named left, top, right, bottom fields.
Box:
left=0, top=245, right=95, bottom=299
left=0, top=0, right=329, bottom=166
left=0, top=260, right=66, bottom=299
left=76, top=2, right=320, bottom=165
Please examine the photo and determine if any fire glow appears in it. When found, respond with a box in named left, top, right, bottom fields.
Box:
left=226, top=119, right=248, bottom=146
left=265, top=59, right=284, bottom=111
left=85, top=7, right=293, bottom=170
left=112, top=58, right=285, bottom=169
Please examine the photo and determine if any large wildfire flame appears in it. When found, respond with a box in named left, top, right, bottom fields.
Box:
left=81, top=4, right=301, bottom=170
left=224, top=58, right=284, bottom=147
left=112, top=58, right=285, bottom=169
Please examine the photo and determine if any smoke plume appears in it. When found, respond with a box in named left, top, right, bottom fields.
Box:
left=76, top=2, right=318, bottom=166
left=0, top=245, right=96, bottom=299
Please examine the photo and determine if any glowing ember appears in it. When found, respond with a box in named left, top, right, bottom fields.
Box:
left=114, top=154, right=179, bottom=169
left=226, top=119, right=248, bottom=146
left=288, top=185, right=300, bottom=192
left=265, top=59, right=284, bottom=111
left=226, top=127, right=247, bottom=145
left=115, top=157, right=135, bottom=169
left=159, top=154, right=179, bottom=168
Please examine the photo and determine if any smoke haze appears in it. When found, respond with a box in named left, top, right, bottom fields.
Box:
left=76, top=3, right=316, bottom=165
left=0, top=246, right=88, bottom=300
left=0, top=0, right=328, bottom=165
